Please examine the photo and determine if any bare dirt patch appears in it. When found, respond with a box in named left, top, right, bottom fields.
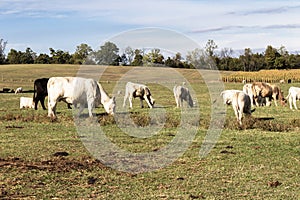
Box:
left=0, top=155, right=106, bottom=173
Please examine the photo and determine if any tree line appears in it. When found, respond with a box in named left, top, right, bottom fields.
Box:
left=1, top=38, right=300, bottom=71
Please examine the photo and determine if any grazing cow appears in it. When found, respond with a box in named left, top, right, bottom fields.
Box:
left=286, top=86, right=300, bottom=110
left=242, top=84, right=254, bottom=106
left=123, top=82, right=155, bottom=109
left=220, top=90, right=243, bottom=105
left=251, top=82, right=285, bottom=107
left=20, top=97, right=34, bottom=109
left=173, top=85, right=193, bottom=108
left=47, top=77, right=116, bottom=119
left=231, top=91, right=254, bottom=125
left=15, top=87, right=23, bottom=94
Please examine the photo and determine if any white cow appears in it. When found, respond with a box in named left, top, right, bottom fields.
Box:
left=242, top=83, right=254, bottom=106
left=20, top=97, right=34, bottom=109
left=123, top=82, right=155, bottom=109
left=15, top=87, right=23, bottom=94
left=47, top=77, right=115, bottom=118
left=220, top=90, right=243, bottom=105
left=231, top=91, right=254, bottom=125
left=286, top=86, right=300, bottom=110
left=173, top=85, right=193, bottom=108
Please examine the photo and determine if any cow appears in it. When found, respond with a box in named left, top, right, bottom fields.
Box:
left=173, top=85, right=193, bottom=108
left=47, top=77, right=116, bottom=119
left=20, top=97, right=34, bottom=109
left=251, top=82, right=285, bottom=107
left=33, top=78, right=72, bottom=110
left=231, top=91, right=255, bottom=125
left=242, top=84, right=254, bottom=106
left=123, top=82, right=155, bottom=109
left=33, top=78, right=49, bottom=110
left=220, top=90, right=243, bottom=105
left=286, top=86, right=300, bottom=110
left=15, top=87, right=23, bottom=94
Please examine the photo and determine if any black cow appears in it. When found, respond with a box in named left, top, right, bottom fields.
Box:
left=33, top=78, right=72, bottom=110
left=33, top=78, right=49, bottom=110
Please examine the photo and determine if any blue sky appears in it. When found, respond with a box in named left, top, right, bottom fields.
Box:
left=1, top=0, right=300, bottom=55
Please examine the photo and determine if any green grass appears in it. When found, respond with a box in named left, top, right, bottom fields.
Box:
left=0, top=64, right=299, bottom=199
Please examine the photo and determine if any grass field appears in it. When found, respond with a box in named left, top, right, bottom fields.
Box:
left=0, top=64, right=299, bottom=199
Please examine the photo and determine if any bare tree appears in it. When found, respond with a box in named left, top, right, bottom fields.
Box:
left=0, top=39, right=8, bottom=64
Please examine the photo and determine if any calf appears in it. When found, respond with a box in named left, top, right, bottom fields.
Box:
left=231, top=91, right=254, bottom=125
left=173, top=85, right=193, bottom=108
left=123, top=82, right=155, bottom=109
left=286, top=86, right=300, bottom=110
left=20, top=97, right=34, bottom=109
left=15, top=87, right=23, bottom=94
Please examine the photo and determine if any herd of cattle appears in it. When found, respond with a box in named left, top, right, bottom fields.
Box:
left=220, top=82, right=300, bottom=124
left=17, top=77, right=194, bottom=119
left=15, top=77, right=300, bottom=124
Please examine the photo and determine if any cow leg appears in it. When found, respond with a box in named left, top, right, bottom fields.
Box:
left=180, top=97, right=184, bottom=108
left=175, top=96, right=180, bottom=107
left=129, top=96, right=133, bottom=109
left=140, top=97, right=144, bottom=108
left=265, top=97, right=271, bottom=107
left=48, top=100, right=57, bottom=118
left=40, top=96, right=47, bottom=110
left=254, top=97, right=259, bottom=107
left=293, top=97, right=298, bottom=110
left=288, top=96, right=293, bottom=109
left=77, top=104, right=85, bottom=117
left=144, top=96, right=153, bottom=108
left=87, top=100, right=95, bottom=117
left=233, top=105, right=241, bottom=125
left=34, top=98, right=39, bottom=110
left=272, top=94, right=278, bottom=106
left=123, top=93, right=128, bottom=108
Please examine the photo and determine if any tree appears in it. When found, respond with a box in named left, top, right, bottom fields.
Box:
left=239, top=48, right=253, bottom=71
left=205, top=39, right=218, bottom=57
left=94, top=41, right=120, bottom=65
left=132, top=49, right=143, bottom=66
left=186, top=48, right=213, bottom=69
left=120, top=53, right=128, bottom=66
left=20, top=47, right=35, bottom=64
left=0, top=39, right=7, bottom=64
left=7, top=49, right=21, bottom=64
left=124, top=46, right=134, bottom=65
left=264, top=45, right=280, bottom=69
left=143, top=48, right=164, bottom=66
left=72, top=43, right=93, bottom=64
left=49, top=48, right=72, bottom=64
left=35, top=53, right=51, bottom=64
left=218, top=48, right=234, bottom=70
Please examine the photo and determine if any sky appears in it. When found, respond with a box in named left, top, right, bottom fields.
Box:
left=1, top=0, right=300, bottom=55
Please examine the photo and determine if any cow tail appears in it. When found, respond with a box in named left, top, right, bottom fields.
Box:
left=285, top=92, right=290, bottom=101
left=33, top=81, right=37, bottom=101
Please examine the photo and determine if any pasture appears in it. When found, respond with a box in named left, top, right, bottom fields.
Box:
left=0, top=64, right=299, bottom=199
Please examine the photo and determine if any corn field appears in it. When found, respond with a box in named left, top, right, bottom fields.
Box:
left=222, top=69, right=300, bottom=83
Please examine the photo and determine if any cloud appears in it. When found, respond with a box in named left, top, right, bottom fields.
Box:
left=228, top=4, right=300, bottom=16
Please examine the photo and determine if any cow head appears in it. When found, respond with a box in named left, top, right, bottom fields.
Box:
left=277, top=90, right=287, bottom=106
left=144, top=87, right=155, bottom=108
left=103, top=96, right=116, bottom=115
